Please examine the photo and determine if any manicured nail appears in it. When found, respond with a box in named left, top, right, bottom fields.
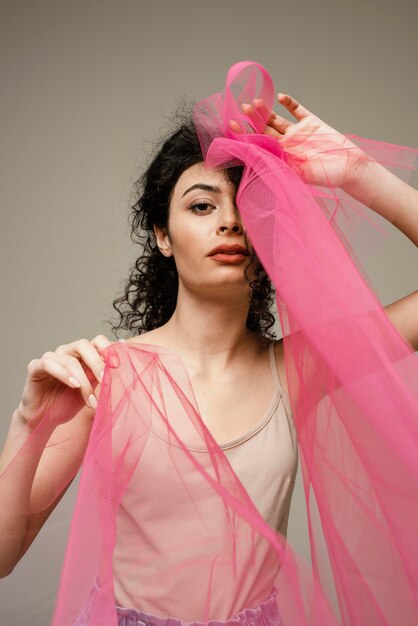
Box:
left=69, top=376, right=81, bottom=388
left=88, top=394, right=97, bottom=409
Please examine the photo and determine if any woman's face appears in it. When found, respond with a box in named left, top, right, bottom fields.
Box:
left=154, top=162, right=256, bottom=295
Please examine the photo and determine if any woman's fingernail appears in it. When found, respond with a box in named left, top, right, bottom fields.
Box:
left=69, top=376, right=81, bottom=388
left=88, top=394, right=98, bottom=409
left=99, top=370, right=104, bottom=382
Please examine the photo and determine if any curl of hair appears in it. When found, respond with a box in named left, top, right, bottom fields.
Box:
left=108, top=105, right=277, bottom=342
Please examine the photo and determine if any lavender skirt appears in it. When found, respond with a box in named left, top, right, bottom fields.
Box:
left=115, top=587, right=282, bottom=626
left=72, top=579, right=283, bottom=626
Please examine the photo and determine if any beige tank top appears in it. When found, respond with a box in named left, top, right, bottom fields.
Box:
left=113, top=339, right=299, bottom=612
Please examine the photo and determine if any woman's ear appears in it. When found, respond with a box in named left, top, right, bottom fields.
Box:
left=153, top=224, right=173, bottom=257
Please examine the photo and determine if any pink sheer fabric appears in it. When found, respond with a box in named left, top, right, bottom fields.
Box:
left=1, top=61, right=418, bottom=626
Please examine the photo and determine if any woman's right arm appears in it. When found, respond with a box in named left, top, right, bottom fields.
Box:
left=0, top=335, right=113, bottom=578
left=0, top=405, right=95, bottom=577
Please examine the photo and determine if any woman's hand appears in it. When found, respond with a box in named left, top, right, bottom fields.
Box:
left=229, top=94, right=369, bottom=190
left=16, top=335, right=113, bottom=431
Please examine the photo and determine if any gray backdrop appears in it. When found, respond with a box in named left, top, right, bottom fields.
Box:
left=1, top=1, right=417, bottom=624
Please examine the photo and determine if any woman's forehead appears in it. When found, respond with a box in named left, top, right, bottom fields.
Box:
left=173, top=163, right=234, bottom=198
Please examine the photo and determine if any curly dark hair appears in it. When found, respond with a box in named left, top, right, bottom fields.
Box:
left=108, top=108, right=277, bottom=341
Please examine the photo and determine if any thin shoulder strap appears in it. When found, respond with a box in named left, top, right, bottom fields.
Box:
left=269, top=341, right=283, bottom=391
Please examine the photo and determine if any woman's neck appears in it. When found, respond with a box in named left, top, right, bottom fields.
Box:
left=157, top=304, right=264, bottom=375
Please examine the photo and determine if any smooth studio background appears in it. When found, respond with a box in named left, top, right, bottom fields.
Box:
left=1, top=1, right=417, bottom=624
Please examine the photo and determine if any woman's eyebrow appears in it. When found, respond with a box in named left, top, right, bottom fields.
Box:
left=181, top=183, right=222, bottom=198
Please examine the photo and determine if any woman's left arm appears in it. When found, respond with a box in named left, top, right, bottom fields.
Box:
left=340, top=151, right=418, bottom=351
left=342, top=161, right=418, bottom=247
left=343, top=161, right=418, bottom=351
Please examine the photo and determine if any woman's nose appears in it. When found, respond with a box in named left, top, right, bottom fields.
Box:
left=217, top=204, right=243, bottom=233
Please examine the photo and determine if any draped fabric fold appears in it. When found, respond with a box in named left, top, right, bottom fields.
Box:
left=1, top=61, right=418, bottom=626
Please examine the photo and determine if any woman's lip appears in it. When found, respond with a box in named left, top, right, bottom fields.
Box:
left=209, top=253, right=248, bottom=263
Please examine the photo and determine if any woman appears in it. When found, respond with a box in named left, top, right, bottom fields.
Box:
left=1, top=62, right=417, bottom=626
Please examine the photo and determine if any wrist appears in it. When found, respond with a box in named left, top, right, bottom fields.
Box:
left=0, top=410, right=55, bottom=474
left=342, top=156, right=370, bottom=192
left=342, top=158, right=383, bottom=207
left=11, top=407, right=56, bottom=440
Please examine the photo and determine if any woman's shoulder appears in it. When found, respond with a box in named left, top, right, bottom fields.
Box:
left=118, top=329, right=165, bottom=347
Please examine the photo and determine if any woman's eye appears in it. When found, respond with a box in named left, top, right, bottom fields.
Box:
left=190, top=201, right=215, bottom=214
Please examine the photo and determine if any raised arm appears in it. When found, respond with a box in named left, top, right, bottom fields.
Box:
left=232, top=93, right=418, bottom=351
